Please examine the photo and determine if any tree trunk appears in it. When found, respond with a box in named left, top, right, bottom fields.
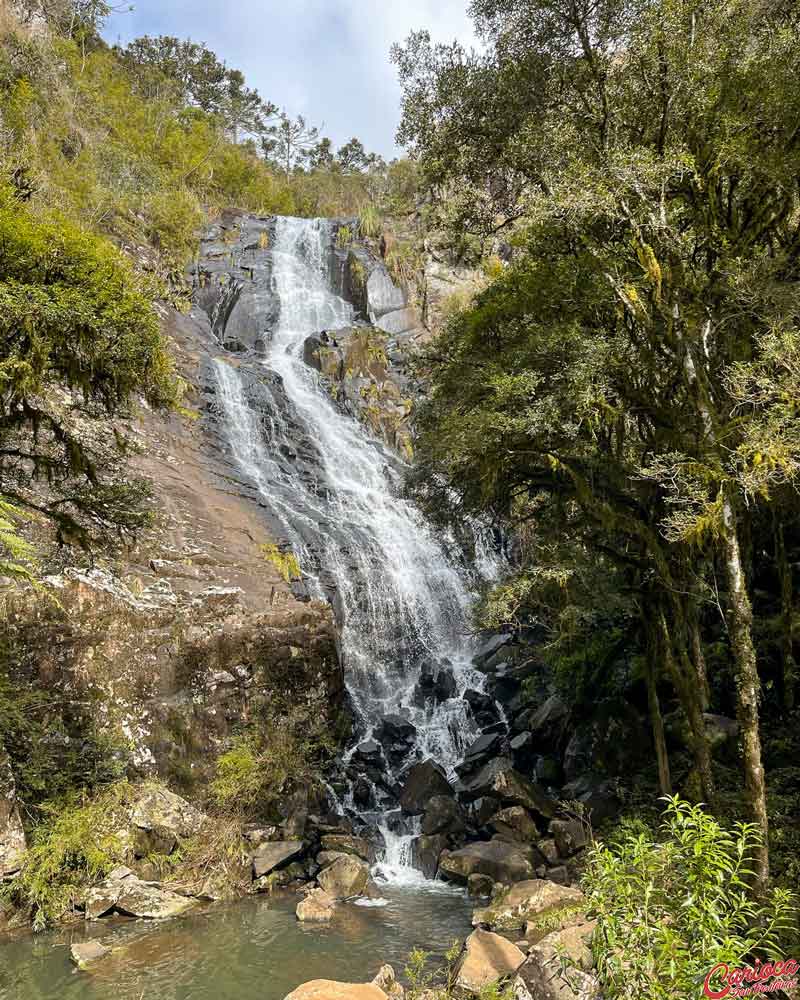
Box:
left=689, top=594, right=711, bottom=711
left=774, top=516, right=796, bottom=710
left=645, top=641, right=672, bottom=796
left=722, top=494, right=769, bottom=893
left=659, top=609, right=714, bottom=804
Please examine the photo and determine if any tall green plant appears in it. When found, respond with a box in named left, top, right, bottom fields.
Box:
left=583, top=798, right=797, bottom=999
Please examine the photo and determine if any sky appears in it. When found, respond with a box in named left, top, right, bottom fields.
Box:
left=103, top=1, right=477, bottom=157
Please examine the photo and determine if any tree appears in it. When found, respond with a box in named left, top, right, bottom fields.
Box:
left=336, top=137, right=384, bottom=174
left=262, top=113, right=319, bottom=178
left=399, top=0, right=800, bottom=892
left=0, top=185, right=178, bottom=546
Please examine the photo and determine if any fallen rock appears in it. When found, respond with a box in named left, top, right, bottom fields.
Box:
left=399, top=760, right=452, bottom=815
left=472, top=879, right=585, bottom=932
left=296, top=888, right=336, bottom=922
left=285, top=982, right=388, bottom=1000
left=464, top=689, right=501, bottom=728
left=372, top=965, right=404, bottom=999
left=252, top=840, right=304, bottom=878
left=411, top=833, right=447, bottom=879
left=550, top=819, right=589, bottom=858
left=455, top=928, right=526, bottom=993
left=489, top=807, right=540, bottom=844
left=439, top=840, right=536, bottom=885
left=456, top=761, right=557, bottom=820
left=320, top=834, right=373, bottom=862
left=467, top=873, right=495, bottom=898
left=85, top=867, right=195, bottom=920
left=421, top=795, right=465, bottom=836
left=70, top=939, right=111, bottom=968
left=130, top=785, right=206, bottom=857
left=317, top=855, right=370, bottom=899
left=515, top=923, right=598, bottom=1000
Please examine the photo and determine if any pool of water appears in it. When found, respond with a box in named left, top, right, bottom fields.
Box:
left=0, top=883, right=473, bottom=1000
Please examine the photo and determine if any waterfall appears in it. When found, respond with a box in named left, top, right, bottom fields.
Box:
left=211, top=216, right=493, bottom=880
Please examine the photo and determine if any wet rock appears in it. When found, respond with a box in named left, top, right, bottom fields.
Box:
left=316, top=851, right=349, bottom=869
left=252, top=840, right=304, bottom=879
left=374, top=715, right=417, bottom=763
left=514, top=923, right=599, bottom=1000
left=416, top=662, right=457, bottom=703
left=85, top=867, right=195, bottom=921
left=421, top=795, right=465, bottom=836
left=317, top=855, right=370, bottom=899
left=399, top=760, right=452, bottom=815
left=472, top=879, right=585, bottom=932
left=130, top=785, right=206, bottom=857
left=467, top=873, right=495, bottom=898
left=455, top=928, right=526, bottom=993
left=70, top=939, right=111, bottom=968
left=456, top=731, right=506, bottom=776
left=320, top=834, right=373, bottom=862
left=550, top=819, right=589, bottom=858
left=354, top=740, right=383, bottom=766
left=466, top=796, right=502, bottom=829
left=296, top=887, right=336, bottom=922
left=489, top=807, right=540, bottom=844
left=410, top=833, right=448, bottom=879
left=472, top=634, right=513, bottom=670
left=286, top=980, right=388, bottom=1000
left=0, top=748, right=26, bottom=879
left=463, top=689, right=501, bottom=728
left=439, top=840, right=536, bottom=885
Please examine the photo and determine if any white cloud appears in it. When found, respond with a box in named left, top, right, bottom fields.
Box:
left=105, top=0, right=476, bottom=155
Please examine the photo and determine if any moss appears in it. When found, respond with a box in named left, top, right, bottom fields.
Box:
left=259, top=542, right=301, bottom=582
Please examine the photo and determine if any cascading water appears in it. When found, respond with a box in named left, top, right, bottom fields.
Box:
left=211, top=216, right=497, bottom=882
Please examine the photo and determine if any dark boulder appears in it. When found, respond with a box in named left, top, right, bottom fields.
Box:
left=399, top=759, right=452, bottom=815
left=464, top=689, right=501, bottom=728
left=534, top=755, right=564, bottom=786
left=488, top=806, right=540, bottom=844
left=422, top=795, right=466, bottom=837
left=528, top=693, right=569, bottom=747
left=561, top=774, right=621, bottom=824
left=456, top=731, right=506, bottom=777
left=416, top=661, right=457, bottom=703
left=563, top=700, right=648, bottom=782
left=472, top=633, right=513, bottom=670
left=353, top=739, right=383, bottom=766
left=411, top=833, right=448, bottom=878
left=456, top=758, right=558, bottom=822
left=374, top=714, right=417, bottom=764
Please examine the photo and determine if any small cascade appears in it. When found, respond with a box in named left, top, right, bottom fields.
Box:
left=209, top=216, right=499, bottom=880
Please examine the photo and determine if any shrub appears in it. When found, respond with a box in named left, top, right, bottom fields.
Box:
left=358, top=201, right=382, bottom=239
left=5, top=781, right=133, bottom=930
left=211, top=713, right=334, bottom=819
left=259, top=541, right=300, bottom=582
left=583, top=797, right=797, bottom=999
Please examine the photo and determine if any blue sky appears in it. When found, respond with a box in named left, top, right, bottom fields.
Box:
left=104, top=1, right=476, bottom=157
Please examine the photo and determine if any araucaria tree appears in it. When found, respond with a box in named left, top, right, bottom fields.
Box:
left=396, top=0, right=800, bottom=891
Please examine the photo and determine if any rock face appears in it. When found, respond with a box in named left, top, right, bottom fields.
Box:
left=455, top=928, right=526, bottom=993
left=399, top=760, right=452, bottom=814
left=285, top=982, right=388, bottom=1000
left=252, top=840, right=304, bottom=879
left=317, top=855, right=370, bottom=899
left=0, top=748, right=26, bottom=879
left=296, top=888, right=336, bottom=922
left=515, top=923, right=599, bottom=1000
left=439, top=840, right=536, bottom=885
left=85, top=866, right=195, bottom=921
left=473, top=880, right=586, bottom=932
